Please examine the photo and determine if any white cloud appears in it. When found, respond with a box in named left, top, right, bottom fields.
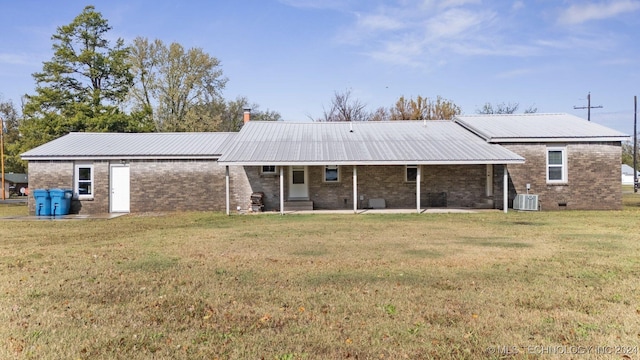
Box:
left=302, top=1, right=559, bottom=67
left=424, top=8, right=491, bottom=40
left=0, top=53, right=30, bottom=65
left=559, top=0, right=640, bottom=25
left=512, top=1, right=525, bottom=11
left=357, top=13, right=405, bottom=31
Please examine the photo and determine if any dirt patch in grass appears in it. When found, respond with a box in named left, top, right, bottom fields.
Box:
left=1, top=207, right=640, bottom=359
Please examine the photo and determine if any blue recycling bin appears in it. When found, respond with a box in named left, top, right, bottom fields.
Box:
left=49, top=188, right=73, bottom=216
left=33, top=189, right=51, bottom=216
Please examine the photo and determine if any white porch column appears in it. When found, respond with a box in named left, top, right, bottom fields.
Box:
left=416, top=165, right=421, bottom=213
left=503, top=165, right=508, bottom=214
left=280, top=166, right=285, bottom=215
left=353, top=165, right=358, bottom=213
left=225, top=166, right=230, bottom=215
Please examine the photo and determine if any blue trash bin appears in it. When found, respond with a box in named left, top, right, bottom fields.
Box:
left=33, top=189, right=51, bottom=216
left=50, top=188, right=73, bottom=216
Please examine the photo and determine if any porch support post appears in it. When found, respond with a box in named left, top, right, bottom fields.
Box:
left=503, top=165, right=508, bottom=214
left=416, top=165, right=421, bottom=213
left=353, top=165, right=358, bottom=213
left=280, top=166, right=285, bottom=215
left=225, top=166, right=230, bottom=215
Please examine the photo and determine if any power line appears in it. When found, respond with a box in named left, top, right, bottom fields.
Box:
left=573, top=92, right=603, bottom=121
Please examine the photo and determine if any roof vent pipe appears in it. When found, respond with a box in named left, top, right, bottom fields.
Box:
left=243, top=107, right=251, bottom=124
left=349, top=121, right=353, bottom=133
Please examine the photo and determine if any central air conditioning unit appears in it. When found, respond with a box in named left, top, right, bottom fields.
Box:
left=513, top=194, right=539, bottom=211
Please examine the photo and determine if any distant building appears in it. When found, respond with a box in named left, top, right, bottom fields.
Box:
left=2, top=173, right=28, bottom=197
left=622, top=164, right=639, bottom=185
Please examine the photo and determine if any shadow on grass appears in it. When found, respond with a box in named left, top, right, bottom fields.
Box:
left=458, top=237, right=533, bottom=248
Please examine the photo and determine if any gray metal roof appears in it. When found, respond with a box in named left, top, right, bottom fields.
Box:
left=21, top=132, right=236, bottom=160
left=622, top=164, right=639, bottom=176
left=218, top=121, right=525, bottom=165
left=455, top=113, right=629, bottom=142
left=2, top=173, right=27, bottom=183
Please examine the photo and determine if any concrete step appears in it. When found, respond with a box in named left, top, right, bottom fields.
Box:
left=284, top=200, right=314, bottom=211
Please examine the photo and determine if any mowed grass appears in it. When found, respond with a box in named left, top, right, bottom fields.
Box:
left=1, top=196, right=639, bottom=359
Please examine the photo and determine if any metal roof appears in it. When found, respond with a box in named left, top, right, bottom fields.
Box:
left=2, top=173, right=28, bottom=183
left=455, top=113, right=629, bottom=142
left=622, top=164, right=639, bottom=176
left=218, top=121, right=525, bottom=165
left=21, top=132, right=236, bottom=160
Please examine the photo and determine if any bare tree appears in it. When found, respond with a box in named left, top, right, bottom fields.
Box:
left=370, top=107, right=390, bottom=121
left=477, top=102, right=537, bottom=114
left=317, top=89, right=370, bottom=122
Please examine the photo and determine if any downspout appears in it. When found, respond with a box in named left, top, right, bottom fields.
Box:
left=503, top=165, right=508, bottom=214
left=225, top=166, right=230, bottom=215
left=416, top=165, right=421, bottom=213
left=280, top=166, right=284, bottom=215
left=353, top=165, right=357, bottom=214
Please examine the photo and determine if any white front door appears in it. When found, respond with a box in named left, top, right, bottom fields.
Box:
left=110, top=165, right=130, bottom=213
left=289, top=166, right=309, bottom=199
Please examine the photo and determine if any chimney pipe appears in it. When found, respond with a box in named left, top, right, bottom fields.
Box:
left=243, top=107, right=251, bottom=124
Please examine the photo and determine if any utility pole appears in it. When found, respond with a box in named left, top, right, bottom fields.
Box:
left=634, top=96, right=638, bottom=193
left=573, top=92, right=603, bottom=121
left=1, top=116, right=5, bottom=200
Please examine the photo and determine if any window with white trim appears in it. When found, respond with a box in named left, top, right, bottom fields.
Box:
left=547, top=147, right=567, bottom=183
left=75, top=164, right=94, bottom=199
left=406, top=165, right=418, bottom=182
left=324, top=165, right=340, bottom=182
left=261, top=165, right=277, bottom=175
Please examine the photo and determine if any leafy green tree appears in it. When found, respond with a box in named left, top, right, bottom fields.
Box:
left=179, top=96, right=281, bottom=132
left=19, top=5, right=152, bottom=154
left=1, top=98, right=25, bottom=173
left=622, top=140, right=637, bottom=167
left=129, top=37, right=228, bottom=131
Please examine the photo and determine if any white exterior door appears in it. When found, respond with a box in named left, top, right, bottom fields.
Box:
left=289, top=166, right=309, bottom=199
left=110, top=165, right=130, bottom=213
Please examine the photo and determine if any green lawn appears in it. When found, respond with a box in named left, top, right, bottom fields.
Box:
left=1, top=194, right=639, bottom=359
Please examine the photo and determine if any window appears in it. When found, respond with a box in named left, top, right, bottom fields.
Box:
left=406, top=165, right=418, bottom=182
left=75, top=164, right=94, bottom=199
left=547, top=148, right=567, bottom=183
left=261, top=165, right=277, bottom=175
left=324, top=165, right=340, bottom=182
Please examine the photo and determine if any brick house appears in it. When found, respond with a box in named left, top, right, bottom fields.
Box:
left=21, top=132, right=237, bottom=214
left=455, top=114, right=628, bottom=210
left=21, top=113, right=628, bottom=214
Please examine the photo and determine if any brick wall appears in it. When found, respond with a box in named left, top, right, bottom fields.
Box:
left=27, top=161, right=110, bottom=214
left=27, top=159, right=247, bottom=214
left=130, top=160, right=231, bottom=212
left=503, top=142, right=622, bottom=210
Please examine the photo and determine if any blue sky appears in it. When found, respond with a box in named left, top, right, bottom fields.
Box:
left=1, top=0, right=639, bottom=134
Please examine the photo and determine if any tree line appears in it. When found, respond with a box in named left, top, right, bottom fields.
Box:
left=0, top=6, right=281, bottom=173
left=1, top=6, right=541, bottom=173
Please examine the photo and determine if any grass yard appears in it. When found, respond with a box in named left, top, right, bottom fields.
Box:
left=1, top=195, right=640, bottom=359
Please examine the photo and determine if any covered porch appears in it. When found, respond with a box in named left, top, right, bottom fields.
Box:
left=224, top=163, right=513, bottom=215
left=217, top=121, right=525, bottom=215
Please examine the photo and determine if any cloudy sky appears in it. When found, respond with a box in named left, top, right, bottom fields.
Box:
left=1, top=0, right=639, bottom=133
